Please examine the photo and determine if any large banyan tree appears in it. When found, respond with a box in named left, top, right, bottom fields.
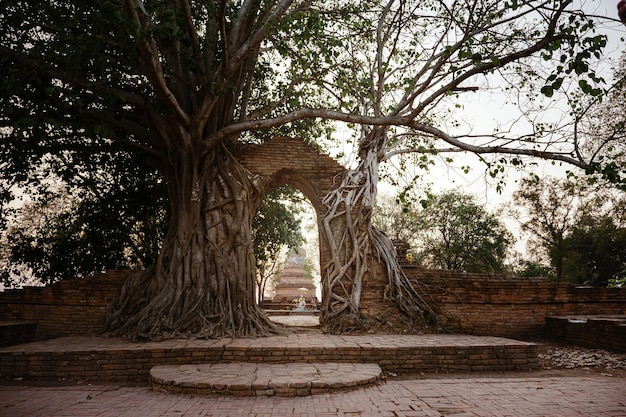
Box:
left=1, top=0, right=622, bottom=339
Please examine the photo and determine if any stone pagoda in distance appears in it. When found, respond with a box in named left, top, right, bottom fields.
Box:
left=266, top=248, right=316, bottom=310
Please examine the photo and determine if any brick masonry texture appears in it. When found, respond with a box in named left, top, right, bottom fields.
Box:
left=238, top=136, right=345, bottom=223
left=2, top=375, right=625, bottom=417
left=403, top=266, right=626, bottom=340
left=0, top=334, right=537, bottom=382
left=545, top=316, right=626, bottom=352
left=149, top=362, right=383, bottom=397
left=0, top=270, right=133, bottom=341
left=2, top=267, right=626, bottom=343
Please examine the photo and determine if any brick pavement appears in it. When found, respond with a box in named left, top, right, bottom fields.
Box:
left=1, top=374, right=625, bottom=416
left=150, top=362, right=382, bottom=396
left=1, top=329, right=623, bottom=415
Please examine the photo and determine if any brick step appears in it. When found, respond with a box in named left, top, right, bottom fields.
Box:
left=0, top=321, right=37, bottom=347
left=545, top=315, right=626, bottom=352
left=0, top=334, right=538, bottom=383
left=263, top=309, right=320, bottom=316
left=150, top=362, right=382, bottom=397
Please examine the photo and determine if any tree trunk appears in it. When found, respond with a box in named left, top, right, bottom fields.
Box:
left=319, top=148, right=378, bottom=333
left=104, top=145, right=276, bottom=340
left=320, top=130, right=439, bottom=333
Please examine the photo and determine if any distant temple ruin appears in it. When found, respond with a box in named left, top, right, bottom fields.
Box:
left=267, top=249, right=316, bottom=309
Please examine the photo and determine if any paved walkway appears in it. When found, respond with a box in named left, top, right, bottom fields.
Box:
left=2, top=374, right=625, bottom=416
left=1, top=321, right=624, bottom=416
left=268, top=315, right=320, bottom=327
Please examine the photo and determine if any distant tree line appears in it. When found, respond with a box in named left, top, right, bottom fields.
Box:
left=374, top=190, right=512, bottom=275
left=513, top=176, right=626, bottom=288
left=374, top=179, right=626, bottom=288
left=5, top=174, right=625, bottom=290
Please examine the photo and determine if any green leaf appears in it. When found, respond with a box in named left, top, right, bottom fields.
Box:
left=541, top=85, right=554, bottom=98
left=579, top=79, right=592, bottom=94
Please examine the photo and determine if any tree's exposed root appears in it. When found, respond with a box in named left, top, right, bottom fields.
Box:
left=372, top=228, right=440, bottom=330
left=103, top=268, right=281, bottom=341
left=320, top=141, right=440, bottom=335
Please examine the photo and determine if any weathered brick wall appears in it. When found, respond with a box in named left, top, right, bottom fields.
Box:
left=545, top=316, right=626, bottom=352
left=239, top=136, right=345, bottom=205
left=0, top=322, right=37, bottom=347
left=2, top=267, right=626, bottom=343
left=0, top=270, right=132, bottom=341
left=360, top=260, right=405, bottom=322
left=404, top=266, right=626, bottom=339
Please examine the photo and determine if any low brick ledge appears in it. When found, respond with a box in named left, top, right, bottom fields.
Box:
left=0, top=334, right=538, bottom=382
left=545, top=315, right=626, bottom=352
left=0, top=321, right=37, bottom=348
left=150, top=362, right=382, bottom=397
left=263, top=309, right=320, bottom=316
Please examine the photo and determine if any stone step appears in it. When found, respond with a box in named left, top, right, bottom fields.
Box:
left=150, top=362, right=382, bottom=397
left=0, top=334, right=538, bottom=383
left=0, top=321, right=37, bottom=347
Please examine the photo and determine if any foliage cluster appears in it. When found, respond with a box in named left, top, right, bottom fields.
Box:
left=1, top=152, right=168, bottom=287
left=374, top=190, right=512, bottom=274
left=513, top=176, right=626, bottom=287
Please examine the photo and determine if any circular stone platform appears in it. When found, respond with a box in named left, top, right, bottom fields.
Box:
left=150, top=362, right=382, bottom=397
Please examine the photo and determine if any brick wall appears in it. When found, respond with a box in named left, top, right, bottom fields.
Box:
left=545, top=316, right=626, bottom=352
left=404, top=266, right=626, bottom=339
left=2, top=268, right=626, bottom=344
left=0, top=322, right=37, bottom=347
left=360, top=260, right=405, bottom=321
left=0, top=270, right=132, bottom=341
left=239, top=136, right=344, bottom=208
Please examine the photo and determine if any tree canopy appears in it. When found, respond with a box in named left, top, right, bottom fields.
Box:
left=513, top=175, right=626, bottom=286
left=1, top=1, right=620, bottom=195
left=416, top=190, right=512, bottom=273
left=512, top=176, right=585, bottom=280
left=561, top=214, right=626, bottom=286
left=1, top=0, right=622, bottom=338
left=0, top=151, right=168, bottom=287
left=372, top=192, right=422, bottom=246
left=374, top=190, right=512, bottom=273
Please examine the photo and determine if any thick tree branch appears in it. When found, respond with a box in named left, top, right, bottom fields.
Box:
left=226, top=0, right=295, bottom=77
left=208, top=106, right=590, bottom=170
left=124, top=0, right=191, bottom=128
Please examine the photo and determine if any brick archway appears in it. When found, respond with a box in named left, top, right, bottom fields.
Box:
left=239, top=137, right=396, bottom=324
left=239, top=137, right=345, bottom=299
left=239, top=137, right=345, bottom=214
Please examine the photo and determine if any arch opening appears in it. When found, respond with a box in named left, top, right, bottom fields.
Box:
left=252, top=184, right=321, bottom=328
left=239, top=137, right=348, bottom=330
